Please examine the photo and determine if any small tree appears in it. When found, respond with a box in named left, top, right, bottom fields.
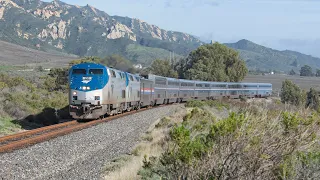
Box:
left=45, top=68, right=69, bottom=92
left=300, top=65, right=313, bottom=77
left=306, top=88, right=320, bottom=111
left=289, top=69, right=296, bottom=75
left=316, top=69, right=320, bottom=77
left=145, top=59, right=178, bottom=78
left=176, top=42, right=248, bottom=82
left=280, top=79, right=304, bottom=106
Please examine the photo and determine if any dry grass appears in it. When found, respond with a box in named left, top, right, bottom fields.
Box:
left=0, top=40, right=77, bottom=68
left=137, top=99, right=320, bottom=180
left=103, top=106, right=187, bottom=180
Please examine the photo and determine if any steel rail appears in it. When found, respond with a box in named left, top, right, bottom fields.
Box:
left=0, top=120, right=78, bottom=144
left=0, top=105, right=161, bottom=153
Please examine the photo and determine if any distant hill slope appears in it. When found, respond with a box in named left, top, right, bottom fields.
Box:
left=224, top=39, right=320, bottom=72
left=0, top=40, right=77, bottom=67
left=0, top=0, right=202, bottom=66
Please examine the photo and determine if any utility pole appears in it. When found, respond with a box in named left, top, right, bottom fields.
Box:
left=173, top=51, right=175, bottom=64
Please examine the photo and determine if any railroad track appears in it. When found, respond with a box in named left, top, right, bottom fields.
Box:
left=0, top=105, right=160, bottom=154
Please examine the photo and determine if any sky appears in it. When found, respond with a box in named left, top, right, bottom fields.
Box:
left=44, top=0, right=320, bottom=57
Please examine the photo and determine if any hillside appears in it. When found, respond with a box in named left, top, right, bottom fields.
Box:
left=0, top=0, right=202, bottom=66
left=0, top=39, right=77, bottom=67
left=225, top=39, right=320, bottom=72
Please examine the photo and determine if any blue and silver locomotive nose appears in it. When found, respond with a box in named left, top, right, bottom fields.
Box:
left=69, top=63, right=108, bottom=106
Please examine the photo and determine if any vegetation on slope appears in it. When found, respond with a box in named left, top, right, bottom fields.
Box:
left=125, top=44, right=183, bottom=66
left=0, top=0, right=202, bottom=66
left=103, top=96, right=320, bottom=180
left=225, top=39, right=320, bottom=72
left=102, top=79, right=320, bottom=180
left=0, top=71, right=70, bottom=135
left=135, top=99, right=320, bottom=179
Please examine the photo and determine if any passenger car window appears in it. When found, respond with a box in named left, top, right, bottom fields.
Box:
left=89, top=69, right=103, bottom=75
left=72, top=69, right=86, bottom=74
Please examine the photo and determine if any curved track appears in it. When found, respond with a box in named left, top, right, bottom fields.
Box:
left=0, top=105, right=159, bottom=153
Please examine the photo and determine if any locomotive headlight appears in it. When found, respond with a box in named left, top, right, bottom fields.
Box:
left=81, top=86, right=90, bottom=90
left=73, top=91, right=77, bottom=95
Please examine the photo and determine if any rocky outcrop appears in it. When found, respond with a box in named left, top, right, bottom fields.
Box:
left=114, top=17, right=201, bottom=44
left=106, top=23, right=136, bottom=41
left=0, top=0, right=21, bottom=9
left=38, top=20, right=67, bottom=40
left=0, top=0, right=202, bottom=59
left=0, top=7, right=4, bottom=19
left=33, top=8, right=62, bottom=19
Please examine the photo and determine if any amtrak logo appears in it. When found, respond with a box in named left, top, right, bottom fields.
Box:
left=82, top=77, right=92, bottom=84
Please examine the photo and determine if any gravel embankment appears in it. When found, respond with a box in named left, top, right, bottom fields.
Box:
left=0, top=104, right=183, bottom=180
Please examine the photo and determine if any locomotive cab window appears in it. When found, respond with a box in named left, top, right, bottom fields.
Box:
left=89, top=69, right=103, bottom=75
left=72, top=69, right=86, bottom=75
left=129, top=75, right=134, bottom=81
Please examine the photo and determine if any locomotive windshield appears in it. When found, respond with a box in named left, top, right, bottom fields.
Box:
left=89, top=69, right=103, bottom=75
left=72, top=69, right=86, bottom=75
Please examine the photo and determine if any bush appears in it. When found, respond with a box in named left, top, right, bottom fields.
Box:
left=280, top=79, right=305, bottom=106
left=155, top=117, right=171, bottom=128
left=185, top=99, right=229, bottom=110
left=0, top=72, right=69, bottom=127
left=306, top=88, right=320, bottom=111
left=139, top=101, right=320, bottom=179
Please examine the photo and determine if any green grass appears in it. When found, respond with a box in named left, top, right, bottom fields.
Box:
left=0, top=65, right=25, bottom=71
left=0, top=117, right=21, bottom=135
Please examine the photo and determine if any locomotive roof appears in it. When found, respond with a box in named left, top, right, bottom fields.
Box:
left=71, top=62, right=105, bottom=69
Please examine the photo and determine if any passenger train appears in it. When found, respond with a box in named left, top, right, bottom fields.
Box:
left=68, top=63, right=272, bottom=119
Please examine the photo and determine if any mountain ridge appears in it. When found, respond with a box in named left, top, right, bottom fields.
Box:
left=1, top=0, right=319, bottom=72
left=224, top=39, right=320, bottom=72
left=0, top=0, right=202, bottom=66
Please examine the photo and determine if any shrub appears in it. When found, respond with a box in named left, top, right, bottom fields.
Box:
left=155, top=117, right=171, bottom=128
left=306, top=88, right=320, bottom=111
left=0, top=72, right=69, bottom=127
left=185, top=99, right=230, bottom=110
left=280, top=79, right=305, bottom=106
left=185, top=100, right=206, bottom=108
left=139, top=101, right=320, bottom=180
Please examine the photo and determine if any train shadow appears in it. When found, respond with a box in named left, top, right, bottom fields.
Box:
left=11, top=106, right=72, bottom=130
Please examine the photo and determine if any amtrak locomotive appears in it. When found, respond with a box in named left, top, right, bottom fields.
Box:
left=68, top=63, right=272, bottom=119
